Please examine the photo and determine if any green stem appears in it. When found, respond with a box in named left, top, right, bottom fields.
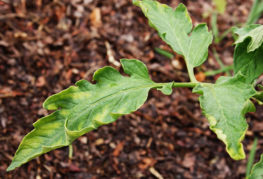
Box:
left=204, top=65, right=233, bottom=76
left=246, top=138, right=258, bottom=178
left=213, top=48, right=224, bottom=68
left=158, top=82, right=198, bottom=88
left=185, top=62, right=197, bottom=83
left=154, top=47, right=174, bottom=59
left=154, top=47, right=197, bottom=82
left=211, top=12, right=219, bottom=43
left=212, top=13, right=232, bottom=44
left=172, top=82, right=198, bottom=88
left=216, top=28, right=232, bottom=43
left=246, top=0, right=262, bottom=25
left=69, top=144, right=73, bottom=159
left=188, top=68, right=197, bottom=83
left=211, top=47, right=231, bottom=76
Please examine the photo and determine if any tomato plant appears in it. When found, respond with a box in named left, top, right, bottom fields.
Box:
left=7, top=0, right=263, bottom=177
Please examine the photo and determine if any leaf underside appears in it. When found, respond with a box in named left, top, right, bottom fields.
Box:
left=193, top=74, right=256, bottom=160
left=234, top=25, right=263, bottom=83
left=249, top=155, right=263, bottom=179
left=133, top=0, right=212, bottom=70
left=7, top=59, right=170, bottom=171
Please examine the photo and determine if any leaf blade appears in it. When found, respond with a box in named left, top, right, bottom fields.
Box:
left=7, top=111, right=68, bottom=171
left=133, top=0, right=212, bottom=70
left=234, top=25, right=263, bottom=83
left=193, top=74, right=256, bottom=160
left=234, top=25, right=263, bottom=52
left=7, top=59, right=168, bottom=171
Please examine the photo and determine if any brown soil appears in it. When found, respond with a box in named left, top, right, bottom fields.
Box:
left=1, top=0, right=263, bottom=178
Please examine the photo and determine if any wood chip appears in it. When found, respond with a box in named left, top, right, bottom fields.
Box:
left=105, top=41, right=120, bottom=67
left=149, top=167, right=164, bottom=179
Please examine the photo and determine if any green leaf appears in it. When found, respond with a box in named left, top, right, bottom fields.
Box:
left=133, top=0, right=213, bottom=82
left=193, top=74, right=256, bottom=160
left=234, top=25, right=263, bottom=83
left=212, top=0, right=227, bottom=14
left=249, top=155, right=263, bottom=179
left=7, top=59, right=170, bottom=171
left=234, top=25, right=263, bottom=52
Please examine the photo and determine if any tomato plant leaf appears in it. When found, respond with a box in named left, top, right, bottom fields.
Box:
left=7, top=59, right=169, bottom=171
left=133, top=0, right=213, bottom=81
left=234, top=25, right=263, bottom=83
left=234, top=25, right=263, bottom=52
left=234, top=41, right=263, bottom=84
left=249, top=154, right=263, bottom=179
left=193, top=74, right=256, bottom=160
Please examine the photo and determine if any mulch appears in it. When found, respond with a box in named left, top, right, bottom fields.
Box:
left=1, top=0, right=263, bottom=178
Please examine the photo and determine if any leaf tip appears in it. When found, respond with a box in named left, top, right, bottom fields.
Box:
left=211, top=124, right=246, bottom=160
left=227, top=145, right=246, bottom=160
left=6, top=162, right=17, bottom=172
left=177, top=3, right=187, bottom=9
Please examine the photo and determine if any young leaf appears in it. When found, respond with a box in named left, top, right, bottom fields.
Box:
left=234, top=25, right=263, bottom=83
left=193, top=74, right=256, bottom=160
left=7, top=59, right=171, bottom=171
left=248, top=155, right=263, bottom=179
left=133, top=0, right=213, bottom=82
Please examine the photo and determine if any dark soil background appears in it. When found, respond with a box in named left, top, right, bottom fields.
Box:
left=1, top=0, right=263, bottom=178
